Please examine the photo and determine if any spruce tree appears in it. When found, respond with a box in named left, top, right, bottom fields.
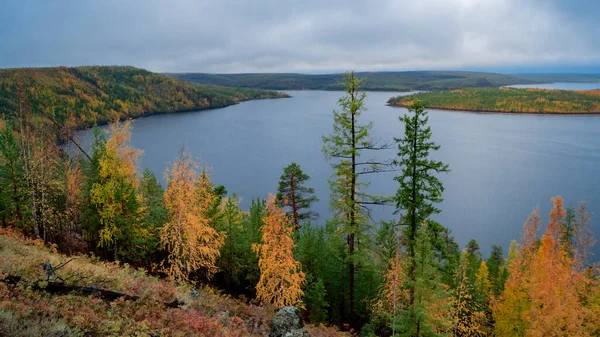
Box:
left=276, top=162, right=318, bottom=230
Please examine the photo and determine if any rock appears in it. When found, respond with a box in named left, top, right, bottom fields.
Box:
left=269, top=306, right=310, bottom=337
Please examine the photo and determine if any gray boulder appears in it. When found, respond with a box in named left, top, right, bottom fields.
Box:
left=269, top=306, right=310, bottom=337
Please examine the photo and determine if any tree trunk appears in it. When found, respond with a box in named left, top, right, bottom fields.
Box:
left=349, top=88, right=357, bottom=322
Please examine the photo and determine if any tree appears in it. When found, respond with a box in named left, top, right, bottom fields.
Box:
left=276, top=162, right=318, bottom=230
left=138, top=168, right=167, bottom=265
left=89, top=120, right=144, bottom=261
left=0, top=121, right=28, bottom=227
left=394, top=222, right=453, bottom=336
left=253, top=194, right=305, bottom=308
left=394, top=99, right=450, bottom=319
left=161, top=148, right=224, bottom=282
left=215, top=194, right=245, bottom=293
left=453, top=250, right=488, bottom=337
left=322, top=71, right=392, bottom=321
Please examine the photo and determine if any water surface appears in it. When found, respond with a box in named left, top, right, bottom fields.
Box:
left=77, top=89, right=600, bottom=258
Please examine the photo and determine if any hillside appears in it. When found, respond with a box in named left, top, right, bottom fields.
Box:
left=388, top=87, right=600, bottom=114
left=0, top=66, right=288, bottom=129
left=0, top=230, right=346, bottom=337
left=168, top=71, right=544, bottom=91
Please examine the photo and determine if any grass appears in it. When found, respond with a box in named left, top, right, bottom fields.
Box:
left=0, top=229, right=347, bottom=337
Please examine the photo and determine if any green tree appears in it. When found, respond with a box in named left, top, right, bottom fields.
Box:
left=0, top=121, right=28, bottom=227
left=276, top=162, right=318, bottom=230
left=394, top=222, right=453, bottom=337
left=322, top=71, right=391, bottom=322
left=215, top=194, right=245, bottom=293
left=138, top=168, right=167, bottom=265
left=394, top=99, right=449, bottom=310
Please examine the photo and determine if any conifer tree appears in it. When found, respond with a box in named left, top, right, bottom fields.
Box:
left=395, top=222, right=453, bottom=336
left=322, top=71, right=392, bottom=321
left=394, top=99, right=449, bottom=316
left=253, top=194, right=305, bottom=307
left=276, top=162, right=318, bottom=230
left=0, top=121, right=28, bottom=227
left=161, top=148, right=224, bottom=282
left=89, top=120, right=144, bottom=261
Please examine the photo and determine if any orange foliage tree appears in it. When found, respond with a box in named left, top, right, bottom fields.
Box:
left=161, top=149, right=224, bottom=282
left=493, top=197, right=598, bottom=337
left=253, top=194, right=305, bottom=308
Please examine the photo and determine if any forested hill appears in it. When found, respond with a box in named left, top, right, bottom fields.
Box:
left=168, top=71, right=544, bottom=91
left=0, top=66, right=288, bottom=128
left=388, top=87, right=600, bottom=114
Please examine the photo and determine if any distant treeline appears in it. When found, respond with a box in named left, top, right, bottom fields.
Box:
left=168, top=71, right=547, bottom=91
left=0, top=66, right=287, bottom=129
left=388, top=87, right=600, bottom=114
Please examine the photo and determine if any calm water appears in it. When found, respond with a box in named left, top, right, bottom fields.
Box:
left=508, top=82, right=600, bottom=90
left=77, top=84, right=600, bottom=258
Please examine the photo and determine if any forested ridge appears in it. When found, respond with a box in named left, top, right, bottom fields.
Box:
left=0, top=72, right=598, bottom=336
left=169, top=71, right=544, bottom=92
left=388, top=87, right=600, bottom=113
left=0, top=66, right=288, bottom=129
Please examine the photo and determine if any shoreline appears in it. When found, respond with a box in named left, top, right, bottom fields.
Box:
left=73, top=94, right=290, bottom=131
left=386, top=103, right=600, bottom=116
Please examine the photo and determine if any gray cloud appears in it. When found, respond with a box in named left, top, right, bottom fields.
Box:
left=1, top=0, right=599, bottom=72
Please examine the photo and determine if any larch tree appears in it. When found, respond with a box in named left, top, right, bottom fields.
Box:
left=322, top=71, right=392, bottom=321
left=253, top=194, right=305, bottom=308
left=89, top=120, right=144, bottom=261
left=394, top=99, right=449, bottom=319
left=276, top=162, right=318, bottom=231
left=452, top=250, right=488, bottom=337
left=160, top=148, right=224, bottom=282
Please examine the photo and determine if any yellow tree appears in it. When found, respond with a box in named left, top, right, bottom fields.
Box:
left=453, top=250, right=487, bottom=337
left=161, top=149, right=224, bottom=282
left=90, top=120, right=144, bottom=260
left=253, top=194, right=305, bottom=308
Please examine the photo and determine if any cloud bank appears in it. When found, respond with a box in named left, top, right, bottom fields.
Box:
left=1, top=0, right=599, bottom=73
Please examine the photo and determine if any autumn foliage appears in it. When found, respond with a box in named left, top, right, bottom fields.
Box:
left=161, top=150, right=224, bottom=282
left=253, top=194, right=305, bottom=308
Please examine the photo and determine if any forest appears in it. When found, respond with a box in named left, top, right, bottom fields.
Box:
left=388, top=87, right=600, bottom=114
left=168, top=71, right=546, bottom=92
left=0, top=72, right=599, bottom=337
left=0, top=66, right=287, bottom=130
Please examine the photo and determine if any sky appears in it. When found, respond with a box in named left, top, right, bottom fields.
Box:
left=1, top=0, right=599, bottom=74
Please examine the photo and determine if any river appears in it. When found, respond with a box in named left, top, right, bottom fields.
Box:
left=77, top=83, right=600, bottom=258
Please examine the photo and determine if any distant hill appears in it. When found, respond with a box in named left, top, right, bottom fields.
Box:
left=388, top=87, right=600, bottom=114
left=168, top=71, right=546, bottom=91
left=0, top=66, right=287, bottom=128
left=517, top=73, right=600, bottom=83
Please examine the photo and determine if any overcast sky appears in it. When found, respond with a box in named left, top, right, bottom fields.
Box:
left=1, top=0, right=599, bottom=73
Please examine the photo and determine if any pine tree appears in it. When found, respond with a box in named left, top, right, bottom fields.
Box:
left=276, top=162, right=318, bottom=230
left=253, top=194, right=305, bottom=307
left=161, top=148, right=224, bottom=282
left=322, top=71, right=392, bottom=322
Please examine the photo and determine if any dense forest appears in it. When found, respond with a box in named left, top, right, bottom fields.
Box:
left=169, top=71, right=545, bottom=92
left=0, top=66, right=287, bottom=130
left=0, top=72, right=599, bottom=336
left=388, top=88, right=600, bottom=113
